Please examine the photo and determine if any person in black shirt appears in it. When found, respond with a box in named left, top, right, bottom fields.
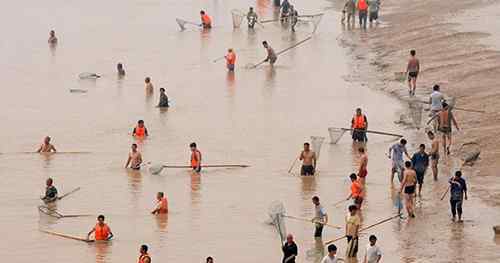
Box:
left=41, top=178, right=58, bottom=202
left=449, top=171, right=468, bottom=222
left=411, top=144, right=429, bottom=197
left=282, top=234, right=298, bottom=263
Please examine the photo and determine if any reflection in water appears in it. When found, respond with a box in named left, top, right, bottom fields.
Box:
left=49, top=44, right=57, bottom=58
left=94, top=241, right=111, bottom=263
left=155, top=213, right=169, bottom=232
left=300, top=176, right=317, bottom=201
left=190, top=171, right=201, bottom=204
left=306, top=237, right=326, bottom=263
left=265, top=67, right=276, bottom=87
left=226, top=71, right=235, bottom=88
left=126, top=169, right=143, bottom=195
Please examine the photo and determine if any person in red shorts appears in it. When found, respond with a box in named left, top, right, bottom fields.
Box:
left=357, top=147, right=368, bottom=184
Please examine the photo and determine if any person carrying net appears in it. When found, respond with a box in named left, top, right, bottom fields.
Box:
left=351, top=108, right=368, bottom=142
left=299, top=142, right=317, bottom=176
left=311, top=196, right=328, bottom=239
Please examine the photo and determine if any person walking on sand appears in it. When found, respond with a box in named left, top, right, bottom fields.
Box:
left=449, top=170, right=467, bottom=222
left=132, top=120, right=149, bottom=138
left=247, top=7, right=258, bottom=28
left=351, top=108, right=368, bottom=142
left=429, top=84, right=444, bottom=132
left=200, top=10, right=212, bottom=28
left=357, top=0, right=369, bottom=29
left=346, top=173, right=364, bottom=209
left=41, top=178, right=58, bottom=202
left=144, top=77, right=154, bottom=93
left=343, top=0, right=356, bottom=26
left=400, top=161, right=417, bottom=218
left=282, top=234, right=298, bottom=263
left=190, top=142, right=202, bottom=173
left=428, top=102, right=459, bottom=155
left=321, top=244, right=340, bottom=263
left=117, top=63, right=125, bottom=76
left=406, top=50, right=420, bottom=96
left=138, top=245, right=151, bottom=263
left=300, top=142, right=317, bottom=176
left=125, top=143, right=142, bottom=170
left=262, top=41, right=277, bottom=66
left=311, top=196, right=328, bottom=239
left=427, top=131, right=440, bottom=180
left=363, top=235, right=382, bottom=263
left=151, top=192, right=168, bottom=214
left=411, top=144, right=429, bottom=197
left=36, top=136, right=57, bottom=153
left=48, top=30, right=58, bottom=44
left=358, top=147, right=368, bottom=184
left=158, top=88, right=169, bottom=108
left=225, top=48, right=236, bottom=71
left=345, top=205, right=361, bottom=260
left=87, top=215, right=114, bottom=241
left=368, top=0, right=380, bottom=25
left=388, top=139, right=410, bottom=182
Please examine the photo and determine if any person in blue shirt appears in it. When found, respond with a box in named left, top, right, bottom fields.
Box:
left=449, top=171, right=468, bottom=222
left=411, top=144, right=429, bottom=197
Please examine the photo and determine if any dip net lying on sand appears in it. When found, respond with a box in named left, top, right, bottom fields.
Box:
left=231, top=9, right=245, bottom=28
left=268, top=201, right=287, bottom=244
left=310, top=136, right=325, bottom=159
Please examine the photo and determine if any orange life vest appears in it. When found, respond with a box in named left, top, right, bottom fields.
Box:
left=158, top=197, right=168, bottom=213
left=358, top=0, right=368, bottom=10
left=351, top=180, right=362, bottom=198
left=94, top=223, right=110, bottom=240
left=352, top=115, right=366, bottom=129
left=201, top=14, right=212, bottom=26
left=226, top=52, right=236, bottom=66
left=191, top=149, right=201, bottom=168
left=138, top=254, right=151, bottom=263
left=135, top=126, right=146, bottom=137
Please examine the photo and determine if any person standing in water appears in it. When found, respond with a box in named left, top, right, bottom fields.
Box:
left=247, top=7, right=258, bottom=28
left=351, top=108, right=368, bottom=142
left=144, top=77, right=154, bottom=93
left=311, top=196, right=328, bottom=239
left=357, top=0, right=369, bottom=29
left=225, top=48, right=236, bottom=71
left=368, top=0, right=380, bottom=24
left=345, top=205, right=361, bottom=260
left=428, top=102, right=459, bottom=155
left=358, top=147, right=368, bottom=184
left=449, top=170, right=467, bottom=222
left=158, top=88, right=169, bottom=107
left=299, top=142, right=317, bottom=176
left=388, top=139, right=410, bottom=182
left=411, top=144, right=429, bottom=196
left=48, top=30, right=58, bottom=44
left=138, top=245, right=151, bottom=263
left=117, top=63, right=126, bottom=76
left=125, top=143, right=142, bottom=170
left=206, top=257, right=214, bottom=263
left=190, top=142, right=202, bottom=173
left=346, top=173, right=364, bottom=209
left=151, top=192, right=168, bottom=214
left=36, top=136, right=57, bottom=153
left=321, top=244, right=339, bottom=263
left=406, top=50, right=420, bottom=96
left=41, top=178, right=58, bottom=202
left=280, top=0, right=291, bottom=21
left=363, top=235, right=382, bottom=263
left=400, top=161, right=417, bottom=218
left=427, top=131, right=440, bottom=180
left=343, top=0, right=356, bottom=27
left=289, top=5, right=299, bottom=32
left=282, top=234, right=298, bottom=263
left=262, top=41, right=277, bottom=66
left=87, top=215, right=114, bottom=241
left=200, top=10, right=212, bottom=28
left=132, top=120, right=149, bottom=138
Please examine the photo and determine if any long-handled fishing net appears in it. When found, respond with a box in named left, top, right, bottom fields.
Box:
left=78, top=72, right=101, bottom=79
left=297, top=13, right=324, bottom=33
left=231, top=9, right=245, bottom=28
left=246, top=36, right=313, bottom=69
left=310, top=136, right=325, bottom=160
left=176, top=18, right=200, bottom=31
left=328, top=128, right=347, bottom=144
left=455, top=141, right=481, bottom=166
left=268, top=201, right=287, bottom=244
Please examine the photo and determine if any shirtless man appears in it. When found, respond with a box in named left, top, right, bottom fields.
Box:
left=428, top=102, right=459, bottom=155
left=48, top=30, right=58, bottom=44
left=427, top=131, right=440, bottom=180
left=406, top=50, right=420, bottom=96
left=125, top=143, right=142, bottom=170
left=36, top=136, right=57, bottom=153
left=262, top=41, right=277, bottom=66
left=358, top=147, right=368, bottom=184
left=299, top=143, right=317, bottom=176
left=400, top=161, right=417, bottom=218
left=144, top=77, right=154, bottom=93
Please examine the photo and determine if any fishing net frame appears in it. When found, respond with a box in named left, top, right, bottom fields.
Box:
left=310, top=136, right=325, bottom=160
left=268, top=201, right=287, bottom=244
left=231, top=9, right=245, bottom=28
left=298, top=13, right=324, bottom=33
left=328, top=127, right=347, bottom=144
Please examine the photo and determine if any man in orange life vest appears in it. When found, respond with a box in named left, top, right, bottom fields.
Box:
left=346, top=173, right=364, bottom=209
left=190, top=142, right=202, bottom=173
left=225, top=48, right=236, bottom=71
left=87, top=215, right=114, bottom=241
left=151, top=192, right=168, bottom=214
left=351, top=108, right=368, bottom=142
left=138, top=244, right=151, bottom=263
left=357, top=0, right=369, bottom=29
left=132, top=120, right=149, bottom=138
left=200, top=10, right=212, bottom=29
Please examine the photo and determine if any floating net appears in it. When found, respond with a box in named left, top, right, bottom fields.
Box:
left=310, top=136, right=325, bottom=159
left=176, top=18, right=188, bottom=31
left=298, top=13, right=324, bottom=33
left=78, top=72, right=100, bottom=79
left=149, top=164, right=164, bottom=175
left=328, top=127, right=347, bottom=144
left=38, top=205, right=63, bottom=219
left=268, top=201, right=287, bottom=244
left=231, top=9, right=245, bottom=28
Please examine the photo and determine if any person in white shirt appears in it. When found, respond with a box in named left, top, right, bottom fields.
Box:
left=363, top=235, right=382, bottom=263
left=321, top=244, right=339, bottom=263
left=429, top=84, right=444, bottom=131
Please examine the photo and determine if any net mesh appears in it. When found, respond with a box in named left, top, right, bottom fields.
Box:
left=298, top=14, right=323, bottom=33
left=176, top=18, right=187, bottom=31
left=310, top=136, right=325, bottom=159
left=268, top=201, right=287, bottom=243
left=231, top=9, right=245, bottom=28
left=328, top=127, right=346, bottom=144
left=149, top=164, right=164, bottom=175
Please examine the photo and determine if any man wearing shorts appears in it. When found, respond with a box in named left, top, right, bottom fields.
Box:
left=428, top=102, right=459, bottom=155
left=388, top=139, right=410, bottom=182
left=312, top=196, right=328, bottom=238
left=400, top=161, right=417, bottom=218
left=300, top=143, right=317, bottom=176
left=411, top=144, right=429, bottom=197
left=427, top=131, right=440, bottom=180
left=345, top=205, right=360, bottom=259
left=406, top=50, right=420, bottom=96
left=357, top=147, right=368, bottom=184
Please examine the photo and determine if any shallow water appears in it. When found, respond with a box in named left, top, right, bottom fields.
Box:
left=1, top=0, right=498, bottom=262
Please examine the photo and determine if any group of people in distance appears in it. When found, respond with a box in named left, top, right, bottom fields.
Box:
left=342, top=0, right=380, bottom=28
